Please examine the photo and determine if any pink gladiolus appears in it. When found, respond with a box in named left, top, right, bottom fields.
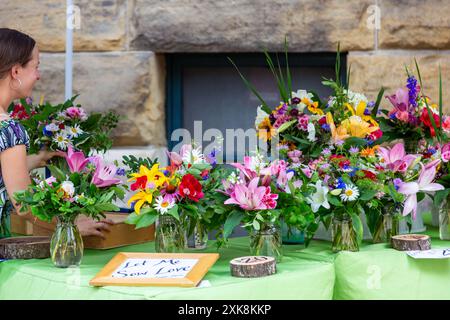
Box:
left=441, top=143, right=450, bottom=163
left=91, top=156, right=122, bottom=188
left=377, top=143, right=417, bottom=173
left=65, top=145, right=90, bottom=173
left=224, top=177, right=278, bottom=211
left=398, top=164, right=444, bottom=219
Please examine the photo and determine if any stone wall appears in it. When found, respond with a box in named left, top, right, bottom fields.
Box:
left=1, top=0, right=450, bottom=151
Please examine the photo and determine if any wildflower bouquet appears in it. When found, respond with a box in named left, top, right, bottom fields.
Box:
left=8, top=95, right=119, bottom=155
left=14, top=145, right=127, bottom=223
left=377, top=63, right=446, bottom=151
left=14, top=146, right=127, bottom=267
left=124, top=144, right=220, bottom=251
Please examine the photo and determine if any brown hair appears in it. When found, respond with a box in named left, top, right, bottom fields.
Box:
left=0, top=28, right=36, bottom=80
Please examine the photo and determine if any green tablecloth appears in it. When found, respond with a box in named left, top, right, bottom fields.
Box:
left=1, top=220, right=449, bottom=300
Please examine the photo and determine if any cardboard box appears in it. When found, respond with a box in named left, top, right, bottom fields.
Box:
left=11, top=213, right=154, bottom=250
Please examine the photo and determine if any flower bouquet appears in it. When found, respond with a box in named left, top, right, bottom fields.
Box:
left=124, top=144, right=216, bottom=252
left=8, top=95, right=119, bottom=156
left=14, top=145, right=127, bottom=267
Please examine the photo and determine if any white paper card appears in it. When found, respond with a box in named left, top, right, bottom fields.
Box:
left=111, top=258, right=199, bottom=279
left=406, top=248, right=450, bottom=259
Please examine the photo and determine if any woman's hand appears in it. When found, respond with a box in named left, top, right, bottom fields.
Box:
left=76, top=215, right=116, bottom=239
left=27, top=150, right=65, bottom=171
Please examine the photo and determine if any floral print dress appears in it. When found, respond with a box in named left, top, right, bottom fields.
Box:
left=0, top=114, right=30, bottom=238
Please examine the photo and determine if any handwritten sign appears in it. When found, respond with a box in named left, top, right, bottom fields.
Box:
left=111, top=258, right=199, bottom=279
left=90, top=252, right=219, bottom=287
left=407, top=248, right=450, bottom=259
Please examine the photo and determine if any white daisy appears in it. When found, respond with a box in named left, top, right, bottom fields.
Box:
left=53, top=132, right=70, bottom=150
left=153, top=196, right=175, bottom=215
left=340, top=185, right=360, bottom=202
left=65, top=124, right=84, bottom=138
left=182, top=147, right=205, bottom=164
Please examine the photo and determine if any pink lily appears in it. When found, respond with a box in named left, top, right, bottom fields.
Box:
left=377, top=143, right=417, bottom=173
left=230, top=156, right=261, bottom=181
left=398, top=164, right=444, bottom=219
left=166, top=150, right=183, bottom=167
left=224, top=177, right=278, bottom=211
left=65, top=145, right=90, bottom=173
left=386, top=88, right=409, bottom=112
left=91, top=156, right=122, bottom=188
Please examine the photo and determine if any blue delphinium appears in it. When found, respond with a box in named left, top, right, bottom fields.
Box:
left=406, top=76, right=418, bottom=108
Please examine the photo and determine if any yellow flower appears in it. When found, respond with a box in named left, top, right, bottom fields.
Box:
left=346, top=102, right=378, bottom=126
left=360, top=145, right=379, bottom=157
left=340, top=115, right=379, bottom=138
left=128, top=164, right=168, bottom=189
left=326, top=112, right=350, bottom=143
left=127, top=190, right=154, bottom=214
left=257, top=117, right=277, bottom=141
left=303, top=98, right=324, bottom=115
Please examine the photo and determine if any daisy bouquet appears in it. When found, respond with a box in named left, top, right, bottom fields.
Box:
left=8, top=95, right=119, bottom=155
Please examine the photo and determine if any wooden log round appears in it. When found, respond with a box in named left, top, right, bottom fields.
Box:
left=391, top=234, right=431, bottom=251
left=230, top=256, right=276, bottom=278
left=0, top=236, right=51, bottom=259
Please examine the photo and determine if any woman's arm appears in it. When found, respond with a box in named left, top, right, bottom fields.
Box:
left=26, top=150, right=65, bottom=171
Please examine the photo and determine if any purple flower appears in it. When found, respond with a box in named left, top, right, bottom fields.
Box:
left=364, top=108, right=371, bottom=116
left=321, top=124, right=330, bottom=131
left=289, top=108, right=299, bottom=117
left=349, top=146, right=360, bottom=154
left=406, top=76, right=419, bottom=108
left=393, top=178, right=403, bottom=191
left=291, top=97, right=301, bottom=104
left=367, top=101, right=376, bottom=108
left=322, top=148, right=332, bottom=156
left=206, top=149, right=218, bottom=167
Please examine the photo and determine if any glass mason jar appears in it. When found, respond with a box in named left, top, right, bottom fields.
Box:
left=372, top=207, right=400, bottom=243
left=186, top=219, right=208, bottom=250
left=331, top=215, right=359, bottom=252
left=250, top=223, right=283, bottom=262
left=155, top=215, right=185, bottom=253
left=438, top=196, right=450, bottom=240
left=50, top=217, right=84, bottom=268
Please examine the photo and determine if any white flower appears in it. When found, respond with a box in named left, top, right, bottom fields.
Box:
left=347, top=90, right=368, bottom=109
left=307, top=123, right=317, bottom=142
left=307, top=180, right=330, bottom=213
left=182, top=146, right=205, bottom=164
left=255, top=106, right=269, bottom=128
left=153, top=196, right=175, bottom=215
left=292, top=89, right=313, bottom=102
left=227, top=171, right=240, bottom=184
left=53, top=132, right=71, bottom=150
left=340, top=185, right=360, bottom=202
left=60, top=181, right=75, bottom=198
left=45, top=123, right=59, bottom=132
left=65, top=124, right=83, bottom=138
left=38, top=176, right=57, bottom=188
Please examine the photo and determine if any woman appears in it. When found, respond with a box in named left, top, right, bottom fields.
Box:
left=0, top=28, right=114, bottom=239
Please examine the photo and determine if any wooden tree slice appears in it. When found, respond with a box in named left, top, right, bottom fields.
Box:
left=0, top=236, right=50, bottom=259
left=391, top=234, right=431, bottom=251
left=230, top=256, right=276, bottom=278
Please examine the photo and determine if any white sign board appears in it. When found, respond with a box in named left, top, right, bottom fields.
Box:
left=407, top=248, right=450, bottom=259
left=111, top=258, right=199, bottom=279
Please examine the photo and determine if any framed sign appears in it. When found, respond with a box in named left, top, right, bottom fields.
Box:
left=89, top=252, right=219, bottom=287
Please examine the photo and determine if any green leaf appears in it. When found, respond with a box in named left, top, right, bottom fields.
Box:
left=277, top=120, right=297, bottom=133
left=372, top=87, right=385, bottom=118
left=328, top=195, right=343, bottom=207
left=359, top=189, right=378, bottom=201
left=223, top=210, right=243, bottom=239
left=167, top=204, right=180, bottom=221
left=434, top=189, right=450, bottom=207
left=252, top=219, right=260, bottom=231
left=349, top=210, right=363, bottom=244
left=47, top=165, right=66, bottom=181
left=136, top=212, right=158, bottom=229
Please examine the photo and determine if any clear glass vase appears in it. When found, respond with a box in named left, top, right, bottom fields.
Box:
left=250, top=223, right=283, bottom=262
left=155, top=215, right=185, bottom=253
left=50, top=218, right=83, bottom=268
left=438, top=196, right=450, bottom=240
left=331, top=215, right=359, bottom=252
left=372, top=210, right=400, bottom=244
left=186, top=219, right=208, bottom=250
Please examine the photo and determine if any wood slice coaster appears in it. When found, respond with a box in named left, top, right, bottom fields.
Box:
left=0, top=236, right=51, bottom=259
left=230, top=256, right=276, bottom=278
left=391, top=234, right=431, bottom=251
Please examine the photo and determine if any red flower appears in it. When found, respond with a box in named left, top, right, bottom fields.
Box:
left=362, top=170, right=377, bottom=181
left=179, top=174, right=204, bottom=202
left=330, top=154, right=345, bottom=161
left=318, top=116, right=327, bottom=125
left=10, top=104, right=30, bottom=120
left=420, top=108, right=440, bottom=137
left=369, top=128, right=383, bottom=140
left=59, top=123, right=65, bottom=130
left=130, top=176, right=147, bottom=191
left=338, top=160, right=351, bottom=168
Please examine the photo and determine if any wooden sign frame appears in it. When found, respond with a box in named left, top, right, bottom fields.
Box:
left=89, top=252, right=219, bottom=287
